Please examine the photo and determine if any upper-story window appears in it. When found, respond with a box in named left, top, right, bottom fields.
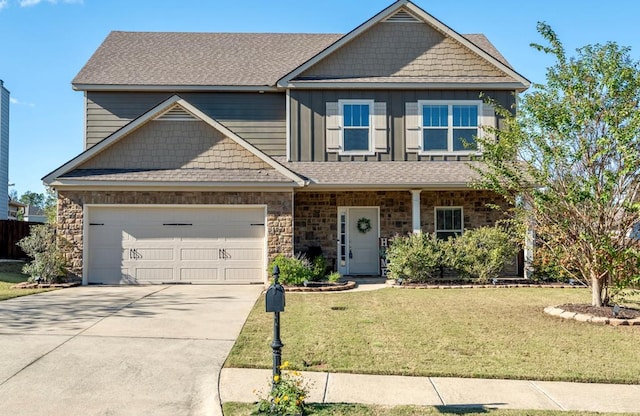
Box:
left=326, top=100, right=387, bottom=155
left=342, top=101, right=372, bottom=153
left=420, top=101, right=479, bottom=153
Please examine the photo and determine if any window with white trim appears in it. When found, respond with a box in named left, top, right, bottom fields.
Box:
left=420, top=101, right=480, bottom=153
left=341, top=100, right=373, bottom=153
left=435, top=207, right=463, bottom=240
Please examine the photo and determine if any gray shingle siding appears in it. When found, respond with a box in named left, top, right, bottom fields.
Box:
left=289, top=89, right=514, bottom=162
left=0, top=81, right=9, bottom=220
left=86, top=92, right=287, bottom=156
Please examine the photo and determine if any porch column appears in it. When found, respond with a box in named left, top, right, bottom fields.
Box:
left=411, top=190, right=422, bottom=234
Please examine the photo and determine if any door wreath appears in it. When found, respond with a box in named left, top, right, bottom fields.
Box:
left=356, top=217, right=372, bottom=234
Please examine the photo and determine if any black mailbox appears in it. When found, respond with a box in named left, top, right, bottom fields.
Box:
left=265, top=265, right=285, bottom=312
left=266, top=284, right=285, bottom=312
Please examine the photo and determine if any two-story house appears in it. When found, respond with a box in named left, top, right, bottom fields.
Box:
left=43, top=0, right=529, bottom=285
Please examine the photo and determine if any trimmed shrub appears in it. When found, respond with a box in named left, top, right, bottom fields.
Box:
left=268, top=254, right=313, bottom=286
left=448, top=226, right=519, bottom=283
left=386, top=232, right=444, bottom=283
left=17, top=224, right=67, bottom=283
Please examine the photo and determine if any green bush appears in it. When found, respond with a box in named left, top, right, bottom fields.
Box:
left=268, top=254, right=313, bottom=286
left=386, top=232, right=444, bottom=283
left=326, top=271, right=341, bottom=283
left=17, top=224, right=67, bottom=284
left=448, top=226, right=519, bottom=283
left=310, top=255, right=327, bottom=282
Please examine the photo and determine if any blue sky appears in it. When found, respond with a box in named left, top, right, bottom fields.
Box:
left=0, top=0, right=638, bottom=196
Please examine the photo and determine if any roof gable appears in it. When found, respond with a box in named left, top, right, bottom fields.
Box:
left=278, top=1, right=529, bottom=89
left=43, top=96, right=305, bottom=186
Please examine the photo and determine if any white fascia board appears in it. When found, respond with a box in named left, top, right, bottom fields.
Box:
left=298, top=183, right=473, bottom=191
left=49, top=181, right=298, bottom=191
left=287, top=81, right=528, bottom=91
left=277, top=1, right=409, bottom=87
left=176, top=99, right=307, bottom=186
left=42, top=95, right=183, bottom=185
left=72, top=84, right=281, bottom=92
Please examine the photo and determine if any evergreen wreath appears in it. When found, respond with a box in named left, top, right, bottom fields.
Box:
left=356, top=217, right=372, bottom=234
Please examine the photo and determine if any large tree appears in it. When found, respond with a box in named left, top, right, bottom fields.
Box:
left=476, top=23, right=640, bottom=307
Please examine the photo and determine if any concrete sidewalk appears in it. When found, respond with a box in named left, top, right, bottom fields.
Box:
left=220, top=368, right=640, bottom=413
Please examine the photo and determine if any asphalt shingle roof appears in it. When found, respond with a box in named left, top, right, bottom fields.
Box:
left=281, top=160, right=483, bottom=187
left=60, top=168, right=295, bottom=183
left=72, top=32, right=342, bottom=87
left=72, top=32, right=513, bottom=88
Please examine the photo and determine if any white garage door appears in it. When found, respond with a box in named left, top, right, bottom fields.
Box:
left=87, top=206, right=265, bottom=285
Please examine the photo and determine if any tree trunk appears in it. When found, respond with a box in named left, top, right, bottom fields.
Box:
left=592, top=275, right=604, bottom=307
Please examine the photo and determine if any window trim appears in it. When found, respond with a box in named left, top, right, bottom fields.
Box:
left=418, top=100, right=482, bottom=155
left=339, top=99, right=375, bottom=156
left=434, top=206, right=464, bottom=239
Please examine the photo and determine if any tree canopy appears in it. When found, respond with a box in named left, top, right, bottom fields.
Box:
left=475, top=23, right=640, bottom=307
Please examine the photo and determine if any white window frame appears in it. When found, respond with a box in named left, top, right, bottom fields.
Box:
left=434, top=206, right=464, bottom=239
left=418, top=100, right=482, bottom=155
left=339, top=99, right=375, bottom=156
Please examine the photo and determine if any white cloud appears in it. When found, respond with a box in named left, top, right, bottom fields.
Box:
left=0, top=1, right=8, bottom=10
left=10, top=97, right=35, bottom=108
left=19, top=0, right=83, bottom=7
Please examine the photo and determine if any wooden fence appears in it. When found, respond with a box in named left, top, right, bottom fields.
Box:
left=0, top=220, right=40, bottom=259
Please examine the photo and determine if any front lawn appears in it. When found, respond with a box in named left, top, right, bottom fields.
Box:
left=223, top=402, right=638, bottom=416
left=226, top=288, right=640, bottom=384
left=0, top=261, right=54, bottom=301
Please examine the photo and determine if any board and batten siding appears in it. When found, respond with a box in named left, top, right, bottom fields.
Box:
left=85, top=92, right=287, bottom=156
left=289, top=89, right=515, bottom=162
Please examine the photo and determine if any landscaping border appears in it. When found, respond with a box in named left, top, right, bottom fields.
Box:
left=544, top=305, right=640, bottom=326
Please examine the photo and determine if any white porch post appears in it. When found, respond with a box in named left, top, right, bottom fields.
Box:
left=411, top=190, right=422, bottom=234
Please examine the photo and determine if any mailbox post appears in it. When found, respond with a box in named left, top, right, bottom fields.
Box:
left=265, top=265, right=285, bottom=390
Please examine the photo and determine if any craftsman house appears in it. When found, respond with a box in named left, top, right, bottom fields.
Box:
left=43, top=0, right=529, bottom=285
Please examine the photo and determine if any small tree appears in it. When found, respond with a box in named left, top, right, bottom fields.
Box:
left=475, top=23, right=640, bottom=306
left=17, top=224, right=67, bottom=283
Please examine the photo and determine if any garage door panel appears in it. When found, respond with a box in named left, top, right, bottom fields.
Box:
left=224, top=268, right=262, bottom=282
left=180, top=268, right=219, bottom=281
left=136, top=268, right=173, bottom=282
left=88, top=206, right=266, bottom=285
left=180, top=248, right=220, bottom=261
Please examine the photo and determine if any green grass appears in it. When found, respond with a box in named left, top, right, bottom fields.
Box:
left=226, top=288, right=640, bottom=384
left=0, top=261, right=54, bottom=301
left=223, top=402, right=638, bottom=416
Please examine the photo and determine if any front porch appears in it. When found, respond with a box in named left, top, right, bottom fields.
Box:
left=293, top=189, right=507, bottom=275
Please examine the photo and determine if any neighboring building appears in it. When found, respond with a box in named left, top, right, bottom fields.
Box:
left=23, top=205, right=47, bottom=223
left=7, top=199, right=25, bottom=221
left=43, top=0, right=529, bottom=285
left=0, top=80, right=9, bottom=221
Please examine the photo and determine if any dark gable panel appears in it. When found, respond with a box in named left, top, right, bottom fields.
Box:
left=290, top=89, right=516, bottom=162
left=86, top=91, right=287, bottom=156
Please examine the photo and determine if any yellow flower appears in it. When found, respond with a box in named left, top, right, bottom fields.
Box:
left=299, top=396, right=305, bottom=401
left=281, top=361, right=290, bottom=369
left=283, top=395, right=289, bottom=402
left=274, top=397, right=280, bottom=404
left=273, top=375, right=280, bottom=383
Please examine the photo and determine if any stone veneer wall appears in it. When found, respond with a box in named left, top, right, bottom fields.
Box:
left=57, top=190, right=293, bottom=280
left=294, top=190, right=506, bottom=271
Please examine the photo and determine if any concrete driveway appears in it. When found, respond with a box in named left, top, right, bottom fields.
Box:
left=0, top=284, right=262, bottom=416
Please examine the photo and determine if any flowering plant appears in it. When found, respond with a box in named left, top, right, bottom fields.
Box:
left=253, top=361, right=311, bottom=415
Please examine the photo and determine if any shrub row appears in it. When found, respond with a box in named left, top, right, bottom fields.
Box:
left=268, top=253, right=340, bottom=286
left=386, top=226, right=519, bottom=283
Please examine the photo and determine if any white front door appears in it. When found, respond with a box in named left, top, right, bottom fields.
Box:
left=337, top=207, right=379, bottom=275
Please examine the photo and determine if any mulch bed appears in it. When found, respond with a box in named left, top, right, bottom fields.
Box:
left=558, top=303, right=640, bottom=320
